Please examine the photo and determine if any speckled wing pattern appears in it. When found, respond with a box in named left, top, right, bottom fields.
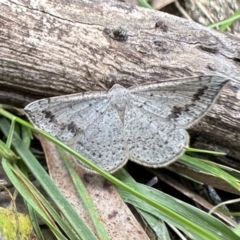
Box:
left=24, top=75, right=228, bottom=173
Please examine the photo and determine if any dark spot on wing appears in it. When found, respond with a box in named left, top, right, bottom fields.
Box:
left=192, top=86, right=208, bottom=101
left=169, top=106, right=183, bottom=118
left=139, top=102, right=147, bottom=108
left=67, top=121, right=78, bottom=135
left=42, top=110, right=55, bottom=122
left=170, top=86, right=208, bottom=119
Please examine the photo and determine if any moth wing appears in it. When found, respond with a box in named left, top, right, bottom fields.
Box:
left=25, top=91, right=128, bottom=173
left=72, top=105, right=128, bottom=172
left=24, top=91, right=110, bottom=142
left=124, top=102, right=189, bottom=167
left=129, top=75, right=229, bottom=128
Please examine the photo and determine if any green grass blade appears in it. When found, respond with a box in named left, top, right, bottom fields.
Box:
left=179, top=155, right=240, bottom=191
left=26, top=204, right=45, bottom=240
left=137, top=0, right=152, bottom=8
left=137, top=210, right=171, bottom=240
left=186, top=148, right=226, bottom=155
left=208, top=11, right=240, bottom=30
left=115, top=170, right=239, bottom=240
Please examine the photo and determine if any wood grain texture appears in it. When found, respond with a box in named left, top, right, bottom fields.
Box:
left=0, top=0, right=240, bottom=160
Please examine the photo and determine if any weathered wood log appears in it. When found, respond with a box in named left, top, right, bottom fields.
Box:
left=0, top=0, right=240, bottom=160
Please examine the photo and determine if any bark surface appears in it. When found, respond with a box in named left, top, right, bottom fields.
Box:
left=1, top=0, right=240, bottom=160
